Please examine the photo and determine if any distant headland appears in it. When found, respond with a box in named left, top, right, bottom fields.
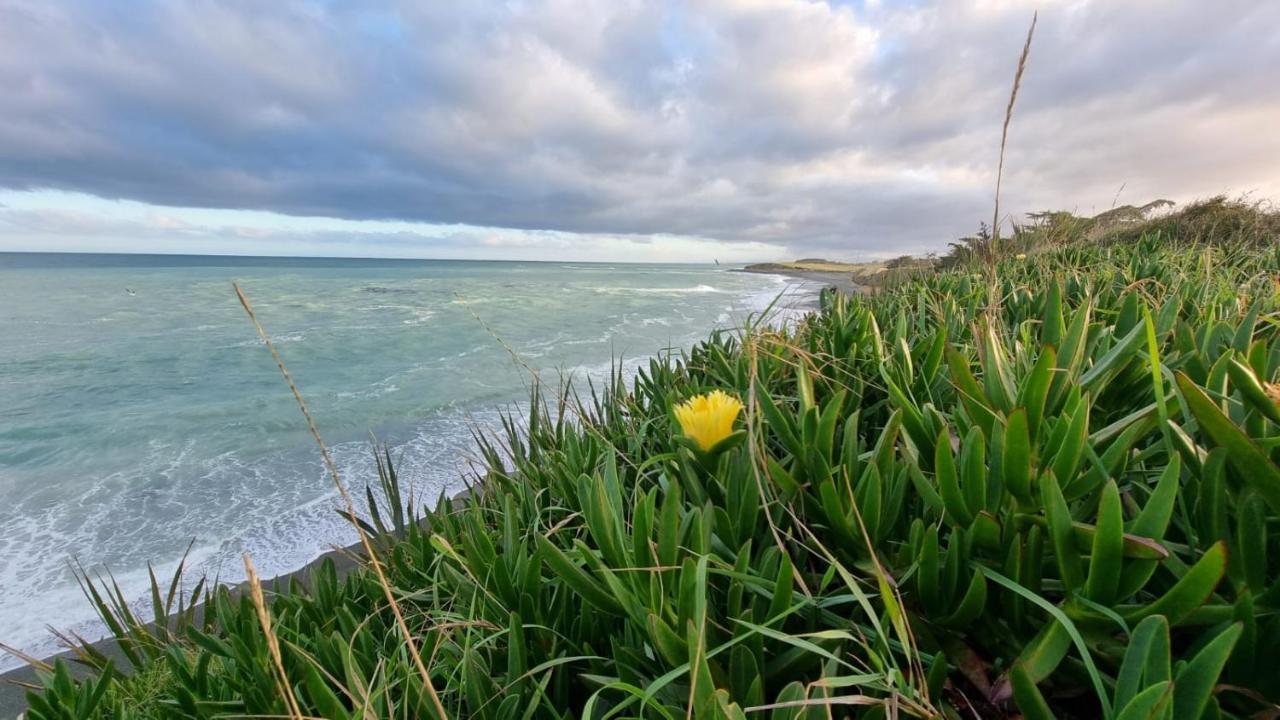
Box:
left=737, top=258, right=885, bottom=293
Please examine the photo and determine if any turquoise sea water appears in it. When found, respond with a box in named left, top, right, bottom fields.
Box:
left=0, top=253, right=810, bottom=668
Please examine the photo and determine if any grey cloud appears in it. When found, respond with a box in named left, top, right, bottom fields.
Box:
left=0, top=0, right=1277, bottom=257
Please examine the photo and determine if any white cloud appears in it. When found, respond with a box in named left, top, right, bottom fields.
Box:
left=0, top=0, right=1276, bottom=259
left=0, top=189, right=784, bottom=262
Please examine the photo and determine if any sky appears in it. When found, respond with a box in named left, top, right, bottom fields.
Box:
left=0, top=0, right=1277, bottom=262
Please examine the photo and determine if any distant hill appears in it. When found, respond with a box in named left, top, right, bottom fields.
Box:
left=742, top=260, right=870, bottom=273
left=739, top=259, right=894, bottom=291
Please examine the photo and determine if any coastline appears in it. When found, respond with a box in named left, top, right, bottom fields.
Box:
left=0, top=535, right=372, bottom=717
left=0, top=273, right=840, bottom=717
left=735, top=265, right=864, bottom=295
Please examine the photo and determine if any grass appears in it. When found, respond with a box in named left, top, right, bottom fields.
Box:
left=16, top=221, right=1280, bottom=719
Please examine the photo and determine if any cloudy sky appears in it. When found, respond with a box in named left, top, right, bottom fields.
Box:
left=0, top=0, right=1276, bottom=262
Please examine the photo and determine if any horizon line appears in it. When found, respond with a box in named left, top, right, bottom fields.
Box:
left=0, top=249, right=768, bottom=266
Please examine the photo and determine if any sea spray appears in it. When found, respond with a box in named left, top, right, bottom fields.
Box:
left=0, top=254, right=816, bottom=668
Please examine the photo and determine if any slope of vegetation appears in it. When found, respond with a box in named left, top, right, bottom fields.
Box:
left=941, top=196, right=1279, bottom=269
left=19, top=222, right=1280, bottom=718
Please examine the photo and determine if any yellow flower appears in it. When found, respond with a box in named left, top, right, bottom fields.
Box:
left=1015, top=253, right=1027, bottom=260
left=674, top=390, right=744, bottom=451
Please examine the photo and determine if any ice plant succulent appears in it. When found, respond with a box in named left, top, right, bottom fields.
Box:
left=674, top=390, right=744, bottom=453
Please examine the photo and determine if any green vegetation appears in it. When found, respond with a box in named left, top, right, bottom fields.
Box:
left=942, top=196, right=1278, bottom=268
left=19, top=210, right=1280, bottom=718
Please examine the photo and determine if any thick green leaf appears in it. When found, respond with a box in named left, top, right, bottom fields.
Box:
left=1004, top=409, right=1033, bottom=504
left=1237, top=494, right=1268, bottom=592
left=535, top=535, right=624, bottom=616
left=1228, top=355, right=1280, bottom=424
left=1042, top=471, right=1084, bottom=591
left=1080, top=322, right=1147, bottom=395
left=1115, top=681, right=1173, bottom=720
left=1019, top=346, right=1058, bottom=441
left=1176, top=372, right=1280, bottom=514
left=942, top=568, right=987, bottom=627
left=1129, top=456, right=1180, bottom=540
left=1085, top=480, right=1123, bottom=605
left=1172, top=623, right=1242, bottom=720
left=1114, top=615, right=1170, bottom=711
left=1010, top=664, right=1058, bottom=720
left=935, top=428, right=972, bottom=527
left=1124, top=542, right=1226, bottom=626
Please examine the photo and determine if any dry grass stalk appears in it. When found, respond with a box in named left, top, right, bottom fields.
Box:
left=233, top=283, right=449, bottom=719
left=0, top=641, right=53, bottom=675
left=242, top=553, right=304, bottom=720
left=745, top=335, right=816, bottom=599
left=990, top=11, right=1038, bottom=260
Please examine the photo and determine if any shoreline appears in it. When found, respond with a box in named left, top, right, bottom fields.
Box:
left=0, top=490, right=494, bottom=718
left=734, top=265, right=864, bottom=295
left=0, top=274, right=839, bottom=717
left=0, top=532, right=377, bottom=717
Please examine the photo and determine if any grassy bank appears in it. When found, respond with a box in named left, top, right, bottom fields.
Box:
left=742, top=260, right=876, bottom=273
left=15, top=213, right=1280, bottom=718
left=741, top=260, right=889, bottom=289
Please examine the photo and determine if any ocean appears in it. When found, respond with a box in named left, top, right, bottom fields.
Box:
left=0, top=252, right=812, bottom=669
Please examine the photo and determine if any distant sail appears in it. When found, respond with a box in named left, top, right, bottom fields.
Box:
left=714, top=259, right=720, bottom=265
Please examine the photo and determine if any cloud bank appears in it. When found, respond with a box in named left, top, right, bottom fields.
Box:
left=1, top=0, right=1277, bottom=259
